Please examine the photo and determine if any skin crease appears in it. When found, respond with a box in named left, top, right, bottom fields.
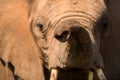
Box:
left=0, top=0, right=120, bottom=80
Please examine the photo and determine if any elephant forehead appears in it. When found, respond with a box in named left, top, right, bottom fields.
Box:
left=32, top=0, right=106, bottom=20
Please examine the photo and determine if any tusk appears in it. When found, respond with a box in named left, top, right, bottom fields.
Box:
left=95, top=68, right=106, bottom=80
left=50, top=69, right=58, bottom=80
left=88, top=71, right=94, bottom=80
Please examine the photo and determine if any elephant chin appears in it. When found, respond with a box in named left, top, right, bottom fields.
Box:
left=49, top=68, right=106, bottom=80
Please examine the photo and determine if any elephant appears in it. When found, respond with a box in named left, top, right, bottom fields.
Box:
left=29, top=0, right=107, bottom=80
left=0, top=0, right=120, bottom=80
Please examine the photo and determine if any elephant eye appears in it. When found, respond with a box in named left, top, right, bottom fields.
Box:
left=31, top=17, right=47, bottom=38
left=36, top=23, right=44, bottom=32
left=31, top=21, right=45, bottom=38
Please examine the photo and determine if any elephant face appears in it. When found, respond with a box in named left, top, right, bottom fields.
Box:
left=30, top=0, right=107, bottom=79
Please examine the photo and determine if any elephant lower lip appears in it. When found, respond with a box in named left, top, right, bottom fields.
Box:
left=57, top=68, right=90, bottom=73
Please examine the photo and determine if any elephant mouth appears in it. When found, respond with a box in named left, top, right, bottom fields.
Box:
left=49, top=68, right=106, bottom=80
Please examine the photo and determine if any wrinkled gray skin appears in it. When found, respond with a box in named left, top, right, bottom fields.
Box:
left=30, top=0, right=106, bottom=72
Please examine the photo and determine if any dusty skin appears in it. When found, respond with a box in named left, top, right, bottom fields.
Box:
left=0, top=0, right=120, bottom=80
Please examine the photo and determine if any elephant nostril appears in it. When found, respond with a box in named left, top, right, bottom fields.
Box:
left=55, top=30, right=70, bottom=42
